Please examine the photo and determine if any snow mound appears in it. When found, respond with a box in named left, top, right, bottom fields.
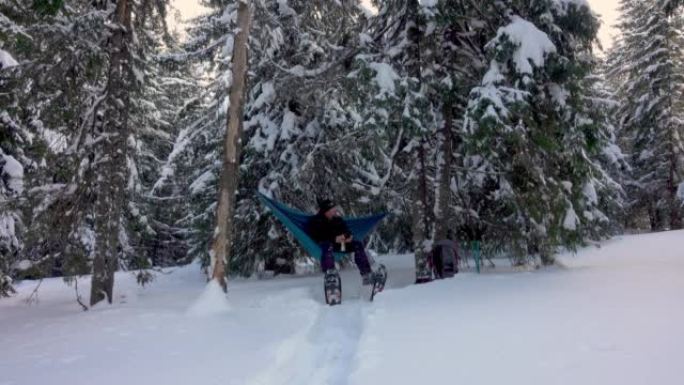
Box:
left=186, top=280, right=231, bottom=317
left=350, top=231, right=684, bottom=385
left=2, top=233, right=684, bottom=385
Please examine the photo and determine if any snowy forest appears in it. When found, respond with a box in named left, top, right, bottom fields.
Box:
left=1, top=0, right=683, bottom=307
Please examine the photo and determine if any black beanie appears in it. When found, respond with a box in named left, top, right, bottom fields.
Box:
left=317, top=198, right=336, bottom=213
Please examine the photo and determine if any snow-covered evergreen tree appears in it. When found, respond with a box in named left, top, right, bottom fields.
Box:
left=346, top=0, right=440, bottom=281
left=1, top=0, right=71, bottom=294
left=1, top=8, right=22, bottom=295
left=0, top=138, right=25, bottom=296
left=159, top=0, right=239, bottom=275
left=580, top=65, right=630, bottom=237
left=141, top=58, right=198, bottom=270
left=123, top=1, right=192, bottom=283
left=463, top=0, right=617, bottom=264
left=0, top=0, right=648, bottom=285
left=2, top=0, right=179, bottom=303
left=609, top=0, right=684, bottom=230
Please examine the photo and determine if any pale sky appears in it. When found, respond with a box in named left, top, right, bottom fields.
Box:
left=170, top=0, right=619, bottom=50
left=587, top=0, right=620, bottom=50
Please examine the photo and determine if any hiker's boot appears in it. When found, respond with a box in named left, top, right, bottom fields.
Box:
left=361, top=273, right=372, bottom=286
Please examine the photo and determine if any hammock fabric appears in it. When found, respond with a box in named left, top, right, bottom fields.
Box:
left=258, top=192, right=386, bottom=261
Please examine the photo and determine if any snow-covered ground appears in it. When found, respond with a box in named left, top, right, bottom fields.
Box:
left=1, top=230, right=682, bottom=385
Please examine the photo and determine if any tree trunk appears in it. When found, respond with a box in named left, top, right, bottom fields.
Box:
left=414, top=138, right=432, bottom=283
left=433, top=105, right=453, bottom=241
left=668, top=140, right=682, bottom=230
left=91, top=0, right=132, bottom=306
left=405, top=0, right=431, bottom=283
left=664, top=21, right=682, bottom=230
left=209, top=0, right=252, bottom=292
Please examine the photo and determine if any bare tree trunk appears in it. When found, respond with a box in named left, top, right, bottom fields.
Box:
left=209, top=0, right=252, bottom=292
left=91, top=0, right=132, bottom=306
left=433, top=105, right=453, bottom=241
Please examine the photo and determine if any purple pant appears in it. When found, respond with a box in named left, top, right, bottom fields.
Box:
left=320, top=240, right=371, bottom=275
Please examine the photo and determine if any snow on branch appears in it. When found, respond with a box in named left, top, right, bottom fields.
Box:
left=0, top=49, right=18, bottom=69
left=488, top=16, right=556, bottom=75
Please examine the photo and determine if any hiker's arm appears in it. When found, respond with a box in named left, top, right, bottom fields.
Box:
left=307, top=217, right=324, bottom=242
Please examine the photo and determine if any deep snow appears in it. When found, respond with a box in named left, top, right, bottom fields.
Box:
left=1, top=230, right=683, bottom=385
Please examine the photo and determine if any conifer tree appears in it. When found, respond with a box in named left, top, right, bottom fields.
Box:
left=2, top=0, right=175, bottom=303
left=463, top=0, right=615, bottom=264
left=610, top=0, right=684, bottom=230
left=1, top=0, right=70, bottom=295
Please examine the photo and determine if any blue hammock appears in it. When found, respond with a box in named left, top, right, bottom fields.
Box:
left=258, top=192, right=386, bottom=261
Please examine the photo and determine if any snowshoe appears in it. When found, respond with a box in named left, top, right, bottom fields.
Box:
left=370, top=264, right=388, bottom=302
left=324, top=270, right=342, bottom=306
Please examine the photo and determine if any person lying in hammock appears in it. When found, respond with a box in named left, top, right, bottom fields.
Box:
left=305, top=198, right=374, bottom=285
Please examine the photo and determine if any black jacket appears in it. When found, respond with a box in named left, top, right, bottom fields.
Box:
left=306, top=212, right=352, bottom=244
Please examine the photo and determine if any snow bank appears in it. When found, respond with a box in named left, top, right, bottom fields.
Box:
left=185, top=279, right=231, bottom=317
left=3, top=232, right=684, bottom=385
left=350, top=230, right=684, bottom=385
left=0, top=264, right=323, bottom=385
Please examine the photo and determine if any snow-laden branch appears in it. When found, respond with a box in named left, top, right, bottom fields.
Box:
left=0, top=49, right=18, bottom=69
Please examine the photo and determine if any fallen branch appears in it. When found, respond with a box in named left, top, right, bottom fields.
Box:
left=74, top=278, right=89, bottom=311
left=24, top=279, right=43, bottom=305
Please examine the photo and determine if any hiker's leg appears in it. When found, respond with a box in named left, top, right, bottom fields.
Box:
left=350, top=240, right=371, bottom=275
left=320, top=242, right=335, bottom=273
